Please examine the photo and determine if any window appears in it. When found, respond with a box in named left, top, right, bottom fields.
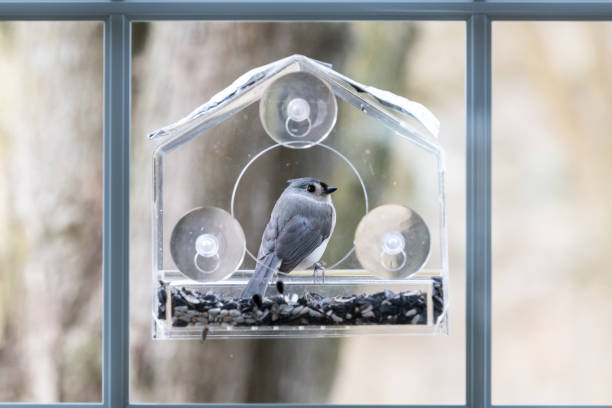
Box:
left=129, top=21, right=465, bottom=404
left=0, top=2, right=611, bottom=408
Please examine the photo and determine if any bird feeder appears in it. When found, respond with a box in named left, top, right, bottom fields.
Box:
left=149, top=55, right=448, bottom=339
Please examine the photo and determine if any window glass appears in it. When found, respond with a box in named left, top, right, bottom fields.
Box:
left=130, top=21, right=465, bottom=404
left=493, top=21, right=612, bottom=405
left=0, top=21, right=103, bottom=402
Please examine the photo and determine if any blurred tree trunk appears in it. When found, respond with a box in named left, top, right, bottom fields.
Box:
left=325, top=23, right=420, bottom=263
left=130, top=22, right=349, bottom=403
left=0, top=22, right=103, bottom=401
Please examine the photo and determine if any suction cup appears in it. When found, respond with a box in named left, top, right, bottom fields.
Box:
left=170, top=206, right=246, bottom=282
left=259, top=71, right=337, bottom=149
left=354, top=204, right=430, bottom=279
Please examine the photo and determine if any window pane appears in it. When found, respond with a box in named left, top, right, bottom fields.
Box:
left=493, top=21, right=612, bottom=405
left=131, top=21, right=465, bottom=404
left=0, top=22, right=103, bottom=402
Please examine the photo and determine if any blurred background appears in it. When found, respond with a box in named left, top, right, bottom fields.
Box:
left=0, top=22, right=103, bottom=402
left=492, top=22, right=612, bottom=405
left=0, top=19, right=609, bottom=405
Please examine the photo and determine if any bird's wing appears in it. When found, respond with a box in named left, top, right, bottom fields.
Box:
left=257, top=213, right=278, bottom=259
left=275, top=201, right=334, bottom=272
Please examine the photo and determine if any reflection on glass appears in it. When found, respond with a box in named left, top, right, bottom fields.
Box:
left=493, top=21, right=612, bottom=405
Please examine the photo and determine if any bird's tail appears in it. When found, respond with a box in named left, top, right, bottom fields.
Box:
left=240, top=253, right=281, bottom=299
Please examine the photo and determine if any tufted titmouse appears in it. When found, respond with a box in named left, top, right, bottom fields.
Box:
left=241, top=177, right=337, bottom=300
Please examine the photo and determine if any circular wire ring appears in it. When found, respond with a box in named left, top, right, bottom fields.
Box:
left=194, top=253, right=221, bottom=274
left=380, top=249, right=407, bottom=272
left=230, top=141, right=368, bottom=270
left=285, top=116, right=312, bottom=138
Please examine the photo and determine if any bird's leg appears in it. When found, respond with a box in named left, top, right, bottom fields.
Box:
left=313, top=262, right=326, bottom=284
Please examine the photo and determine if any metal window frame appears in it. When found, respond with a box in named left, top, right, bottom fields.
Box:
left=1, top=1, right=611, bottom=408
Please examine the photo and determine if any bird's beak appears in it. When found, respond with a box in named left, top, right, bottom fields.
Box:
left=324, top=186, right=338, bottom=194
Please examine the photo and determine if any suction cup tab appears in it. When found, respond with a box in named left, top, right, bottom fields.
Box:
left=170, top=206, right=246, bottom=282
left=259, top=71, right=337, bottom=148
left=354, top=205, right=430, bottom=279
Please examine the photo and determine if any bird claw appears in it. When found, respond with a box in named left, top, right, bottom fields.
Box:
left=276, top=279, right=285, bottom=294
left=313, top=262, right=326, bottom=284
left=274, top=271, right=289, bottom=294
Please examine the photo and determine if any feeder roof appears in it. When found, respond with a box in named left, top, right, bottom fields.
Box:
left=148, top=54, right=441, bottom=154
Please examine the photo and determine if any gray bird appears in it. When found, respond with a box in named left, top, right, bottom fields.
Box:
left=241, top=177, right=337, bottom=300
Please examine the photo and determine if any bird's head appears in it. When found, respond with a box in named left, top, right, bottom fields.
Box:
left=286, top=177, right=337, bottom=202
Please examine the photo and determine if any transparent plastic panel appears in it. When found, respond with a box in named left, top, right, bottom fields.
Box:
left=153, top=59, right=445, bottom=341
left=493, top=21, right=612, bottom=405
left=131, top=21, right=465, bottom=404
left=0, top=22, right=103, bottom=402
left=156, top=100, right=443, bottom=276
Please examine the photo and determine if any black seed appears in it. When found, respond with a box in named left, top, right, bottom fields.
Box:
left=270, top=295, right=286, bottom=305
left=171, top=291, right=187, bottom=307
left=363, top=296, right=382, bottom=307
left=223, top=301, right=239, bottom=310
left=157, top=286, right=167, bottom=304
left=200, top=327, right=209, bottom=343
left=371, top=291, right=387, bottom=300
left=157, top=304, right=166, bottom=319
left=331, top=304, right=348, bottom=314
left=379, top=300, right=398, bottom=315
left=390, top=295, right=403, bottom=306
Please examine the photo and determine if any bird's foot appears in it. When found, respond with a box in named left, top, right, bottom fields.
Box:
left=276, top=279, right=285, bottom=294
left=313, top=262, right=326, bottom=284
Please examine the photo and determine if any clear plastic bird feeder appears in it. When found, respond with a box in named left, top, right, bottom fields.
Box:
left=149, top=55, right=448, bottom=339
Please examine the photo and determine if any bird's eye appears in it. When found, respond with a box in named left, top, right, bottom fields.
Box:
left=307, top=184, right=316, bottom=193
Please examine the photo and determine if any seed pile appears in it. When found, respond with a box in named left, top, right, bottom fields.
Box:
left=158, top=276, right=445, bottom=328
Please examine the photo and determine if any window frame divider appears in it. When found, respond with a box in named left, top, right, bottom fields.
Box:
left=466, top=14, right=492, bottom=408
left=103, top=13, right=131, bottom=408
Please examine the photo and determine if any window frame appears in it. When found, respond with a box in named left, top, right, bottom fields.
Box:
left=1, top=1, right=611, bottom=408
